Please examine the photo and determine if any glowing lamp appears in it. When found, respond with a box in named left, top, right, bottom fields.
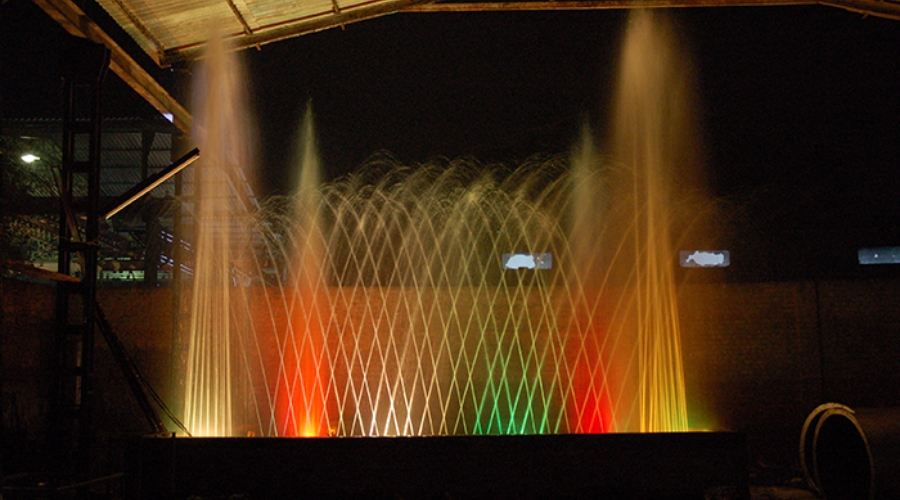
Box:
left=679, top=250, right=730, bottom=268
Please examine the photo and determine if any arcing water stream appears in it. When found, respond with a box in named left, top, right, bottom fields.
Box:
left=183, top=10, right=700, bottom=437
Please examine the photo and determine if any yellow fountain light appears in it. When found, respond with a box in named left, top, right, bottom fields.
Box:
left=21, top=153, right=40, bottom=163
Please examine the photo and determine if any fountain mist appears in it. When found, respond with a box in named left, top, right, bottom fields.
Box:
left=181, top=10, right=700, bottom=437
left=611, top=10, right=692, bottom=432
left=182, top=33, right=255, bottom=436
left=274, top=103, right=332, bottom=437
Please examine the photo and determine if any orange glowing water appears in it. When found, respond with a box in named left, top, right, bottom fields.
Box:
left=181, top=10, right=701, bottom=437
left=274, top=107, right=332, bottom=437
left=612, top=10, right=694, bottom=432
left=182, top=32, right=255, bottom=437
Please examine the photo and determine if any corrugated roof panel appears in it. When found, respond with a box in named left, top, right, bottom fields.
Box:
left=65, top=0, right=900, bottom=70
left=96, top=0, right=434, bottom=64
left=96, top=0, right=162, bottom=57
left=103, top=150, right=143, bottom=167
left=101, top=167, right=143, bottom=184
left=158, top=7, right=246, bottom=49
left=148, top=150, right=173, bottom=167
left=230, top=0, right=261, bottom=28
left=340, top=0, right=402, bottom=9
left=157, top=4, right=243, bottom=31
left=245, top=0, right=335, bottom=26
left=152, top=132, right=172, bottom=150
left=98, top=0, right=244, bottom=54
left=102, top=132, right=142, bottom=150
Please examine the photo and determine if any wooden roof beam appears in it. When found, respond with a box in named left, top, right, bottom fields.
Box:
left=405, top=0, right=814, bottom=12
left=32, top=0, right=193, bottom=134
left=160, top=0, right=440, bottom=66
left=821, top=0, right=900, bottom=21
left=404, top=0, right=900, bottom=21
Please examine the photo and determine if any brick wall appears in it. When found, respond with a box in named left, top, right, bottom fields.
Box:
left=818, top=279, right=900, bottom=408
left=4, top=276, right=899, bottom=470
left=1, top=277, right=56, bottom=471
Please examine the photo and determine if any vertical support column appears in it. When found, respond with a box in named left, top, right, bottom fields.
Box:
left=54, top=35, right=110, bottom=474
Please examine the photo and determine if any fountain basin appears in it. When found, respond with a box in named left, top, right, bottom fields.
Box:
left=129, top=432, right=748, bottom=499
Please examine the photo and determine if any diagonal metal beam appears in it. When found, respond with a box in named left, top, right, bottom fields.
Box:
left=105, top=0, right=165, bottom=55
left=32, top=0, right=193, bottom=134
left=103, top=147, right=200, bottom=219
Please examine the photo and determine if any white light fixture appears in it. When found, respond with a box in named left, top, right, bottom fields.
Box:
left=859, top=247, right=900, bottom=265
left=21, top=154, right=40, bottom=163
left=679, top=250, right=730, bottom=268
left=502, top=253, right=553, bottom=270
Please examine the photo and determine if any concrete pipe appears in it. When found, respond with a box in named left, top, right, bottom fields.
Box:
left=801, top=403, right=900, bottom=500
left=799, top=402, right=847, bottom=496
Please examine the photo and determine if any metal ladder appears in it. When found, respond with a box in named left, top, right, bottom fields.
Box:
left=53, top=36, right=110, bottom=469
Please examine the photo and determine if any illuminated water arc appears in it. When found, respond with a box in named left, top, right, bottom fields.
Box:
left=181, top=10, right=703, bottom=437
left=227, top=152, right=692, bottom=436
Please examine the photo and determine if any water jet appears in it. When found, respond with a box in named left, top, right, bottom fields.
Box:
left=180, top=9, right=700, bottom=440
left=147, top=10, right=750, bottom=497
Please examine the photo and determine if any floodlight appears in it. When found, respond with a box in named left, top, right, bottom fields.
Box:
left=679, top=250, right=730, bottom=268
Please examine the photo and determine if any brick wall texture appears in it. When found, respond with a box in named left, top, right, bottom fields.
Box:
left=4, top=276, right=899, bottom=467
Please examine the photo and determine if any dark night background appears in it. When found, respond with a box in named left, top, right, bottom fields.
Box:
left=2, top=0, right=899, bottom=279
left=3, top=5, right=900, bottom=489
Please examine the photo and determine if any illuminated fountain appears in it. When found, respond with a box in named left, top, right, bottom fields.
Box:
left=182, top=32, right=253, bottom=437
left=609, top=9, right=694, bottom=432
left=182, top=10, right=698, bottom=437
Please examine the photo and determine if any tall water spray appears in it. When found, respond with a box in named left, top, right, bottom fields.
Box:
left=275, top=104, right=332, bottom=436
left=181, top=10, right=699, bottom=437
left=182, top=33, right=255, bottom=437
left=611, top=10, right=692, bottom=432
